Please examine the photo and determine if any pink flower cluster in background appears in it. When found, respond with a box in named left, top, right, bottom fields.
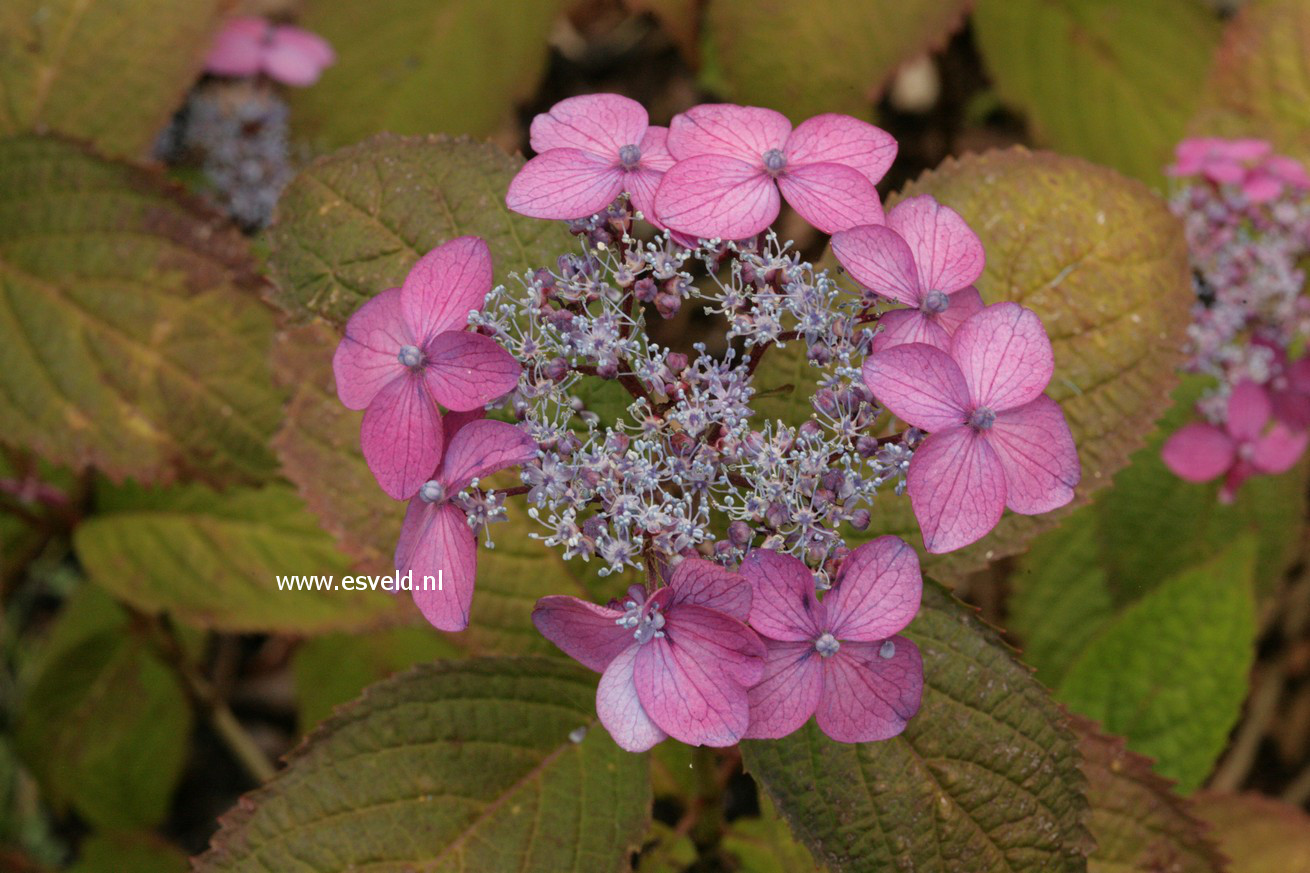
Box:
left=204, top=17, right=335, bottom=87
left=1162, top=137, right=1310, bottom=498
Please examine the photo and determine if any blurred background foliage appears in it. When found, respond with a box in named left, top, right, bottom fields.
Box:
left=1, top=0, right=1309, bottom=871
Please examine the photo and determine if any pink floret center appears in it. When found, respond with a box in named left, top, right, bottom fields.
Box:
left=762, top=148, right=787, bottom=176
left=921, top=289, right=950, bottom=314
left=967, top=406, right=997, bottom=431
left=618, top=144, right=642, bottom=169
left=814, top=632, right=840, bottom=658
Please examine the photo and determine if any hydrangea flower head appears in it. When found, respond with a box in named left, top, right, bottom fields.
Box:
left=204, top=17, right=336, bottom=87
left=863, top=303, right=1080, bottom=552
left=831, top=195, right=986, bottom=352
left=741, top=538, right=923, bottom=743
left=396, top=416, right=536, bottom=631
left=333, top=236, right=521, bottom=499
left=1162, top=381, right=1308, bottom=502
left=653, top=105, right=896, bottom=239
left=1170, top=137, right=1310, bottom=203
left=533, top=559, right=765, bottom=752
left=506, top=94, right=675, bottom=222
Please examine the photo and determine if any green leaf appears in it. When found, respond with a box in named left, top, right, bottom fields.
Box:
left=703, top=0, right=970, bottom=120
left=69, top=832, right=189, bottom=873
left=196, top=657, right=651, bottom=873
left=1192, top=0, right=1310, bottom=164
left=293, top=626, right=465, bottom=731
left=1073, top=716, right=1223, bottom=873
left=741, top=582, right=1092, bottom=873
left=973, top=0, right=1221, bottom=184
left=633, top=822, right=697, bottom=873
left=73, top=481, right=407, bottom=634
left=0, top=135, right=283, bottom=485
left=754, top=148, right=1194, bottom=581
left=267, top=133, right=574, bottom=325
left=0, top=1, right=220, bottom=157
left=1054, top=538, right=1258, bottom=792
left=721, top=795, right=826, bottom=873
left=288, top=1, right=561, bottom=148
left=15, top=611, right=192, bottom=829
left=1191, top=791, right=1310, bottom=873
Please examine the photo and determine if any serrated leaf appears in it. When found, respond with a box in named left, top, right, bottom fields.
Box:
left=741, top=582, right=1092, bottom=873
left=703, top=0, right=970, bottom=121
left=0, top=0, right=220, bottom=157
left=755, top=148, right=1194, bottom=581
left=73, top=481, right=406, bottom=634
left=1191, top=791, right=1310, bottom=873
left=195, top=657, right=651, bottom=873
left=267, top=133, right=574, bottom=325
left=1054, top=538, right=1257, bottom=792
left=289, top=1, right=561, bottom=148
left=15, top=617, right=192, bottom=829
left=0, top=135, right=283, bottom=485
left=973, top=0, right=1221, bottom=184
left=1073, top=716, right=1223, bottom=873
left=1192, top=0, right=1310, bottom=164
left=293, top=626, right=465, bottom=731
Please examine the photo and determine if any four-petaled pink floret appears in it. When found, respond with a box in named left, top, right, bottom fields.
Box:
left=506, top=94, right=676, bottom=223
left=740, top=538, right=923, bottom=744
left=1162, top=381, right=1308, bottom=503
left=863, top=303, right=1081, bottom=553
left=333, top=236, right=522, bottom=500
left=1170, top=137, right=1310, bottom=204
left=832, top=194, right=986, bottom=353
left=396, top=414, right=536, bottom=632
left=205, top=17, right=336, bottom=87
left=533, top=559, right=766, bottom=752
left=652, top=105, right=897, bottom=240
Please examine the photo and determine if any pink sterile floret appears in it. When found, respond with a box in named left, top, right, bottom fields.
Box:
left=831, top=195, right=986, bottom=352
left=1169, top=137, right=1310, bottom=204
left=533, top=558, right=766, bottom=752
left=1162, top=381, right=1309, bottom=502
left=204, top=17, right=336, bottom=87
left=740, top=538, right=923, bottom=744
left=333, top=236, right=522, bottom=500
left=506, top=94, right=676, bottom=223
left=652, top=104, right=897, bottom=240
left=395, top=415, right=536, bottom=632
left=863, top=303, right=1081, bottom=553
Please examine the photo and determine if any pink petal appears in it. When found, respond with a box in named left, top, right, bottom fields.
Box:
left=830, top=223, right=922, bottom=305
left=668, top=558, right=752, bottom=622
left=1242, top=172, right=1283, bottom=204
left=815, top=637, right=922, bottom=743
left=439, top=419, right=536, bottom=493
left=393, top=495, right=431, bottom=576
left=950, top=303, right=1054, bottom=411
left=204, top=18, right=265, bottom=77
left=987, top=395, right=1080, bottom=514
left=932, top=285, right=986, bottom=336
left=532, top=595, right=632, bottom=672
left=506, top=149, right=625, bottom=221
left=1251, top=425, right=1309, bottom=474
left=637, top=126, right=676, bottom=172
left=666, top=104, right=791, bottom=162
left=528, top=94, right=648, bottom=158
left=907, top=426, right=1006, bottom=553
left=442, top=408, right=485, bottom=440
left=825, top=536, right=922, bottom=642
left=887, top=195, right=985, bottom=294
left=653, top=155, right=779, bottom=240
left=360, top=374, right=444, bottom=500
left=738, top=548, right=825, bottom=642
left=597, top=646, right=667, bottom=752
left=263, top=27, right=335, bottom=86
left=1162, top=422, right=1236, bottom=482
left=1218, top=138, right=1273, bottom=162
left=408, top=503, right=476, bottom=632
left=1220, top=461, right=1255, bottom=503
left=743, top=641, right=824, bottom=739
left=332, top=287, right=410, bottom=410
left=623, top=166, right=667, bottom=226
left=633, top=606, right=763, bottom=746
left=1226, top=381, right=1272, bottom=441
left=870, top=308, right=951, bottom=353
left=862, top=342, right=970, bottom=431
left=401, top=236, right=493, bottom=339
left=422, top=331, right=521, bottom=411
left=785, top=114, right=897, bottom=187
left=776, top=162, right=883, bottom=233
left=1268, top=155, right=1310, bottom=189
